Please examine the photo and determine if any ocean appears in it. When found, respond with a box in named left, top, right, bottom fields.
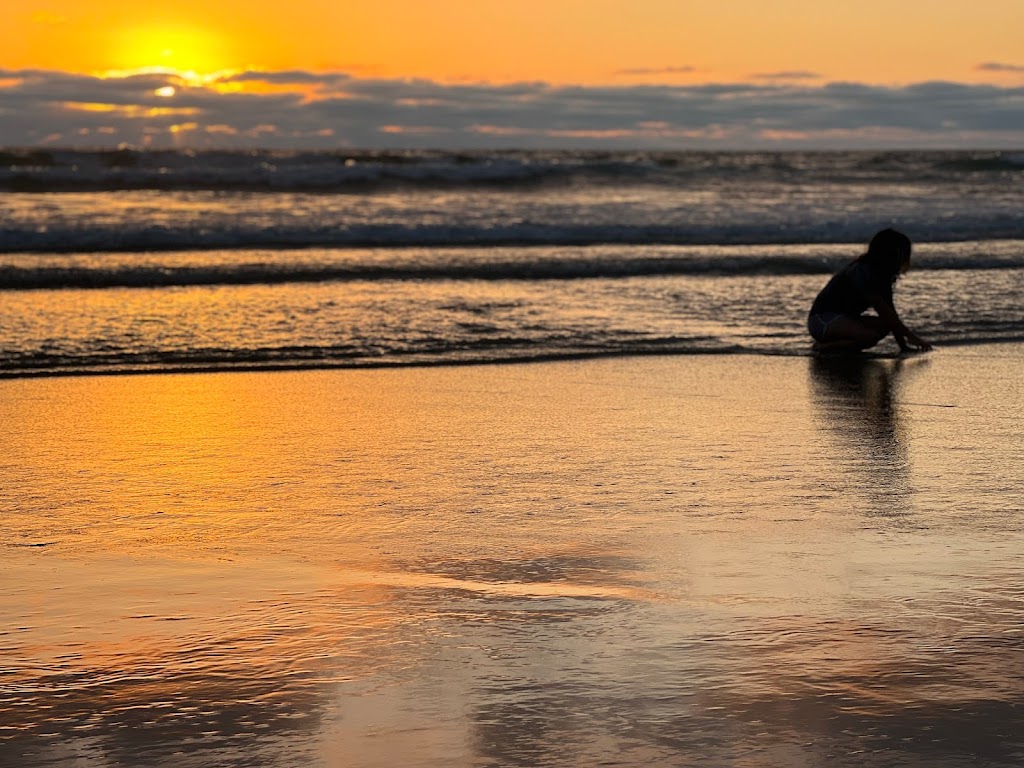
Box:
left=1, top=148, right=1022, bottom=376
left=4, top=148, right=1024, bottom=767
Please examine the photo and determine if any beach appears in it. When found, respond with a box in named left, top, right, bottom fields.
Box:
left=3, top=3, right=1024, bottom=758
left=3, top=346, right=1023, bottom=767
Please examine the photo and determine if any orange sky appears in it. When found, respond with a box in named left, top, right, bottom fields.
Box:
left=3, top=0, right=1023, bottom=85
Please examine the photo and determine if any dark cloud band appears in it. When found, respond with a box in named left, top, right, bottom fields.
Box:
left=1, top=68, right=1022, bottom=149
left=976, top=62, right=1024, bottom=74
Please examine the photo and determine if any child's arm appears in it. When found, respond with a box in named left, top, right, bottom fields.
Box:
left=868, top=293, right=932, bottom=352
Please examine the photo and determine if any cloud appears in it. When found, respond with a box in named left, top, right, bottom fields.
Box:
left=977, top=62, right=1024, bottom=74
left=1, top=68, right=1023, bottom=149
left=615, top=66, right=699, bottom=77
left=216, top=70, right=354, bottom=89
left=750, top=71, right=822, bottom=81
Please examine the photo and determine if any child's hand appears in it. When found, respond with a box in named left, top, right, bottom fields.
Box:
left=905, top=332, right=932, bottom=352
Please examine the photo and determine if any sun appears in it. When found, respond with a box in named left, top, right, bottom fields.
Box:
left=112, top=23, right=230, bottom=76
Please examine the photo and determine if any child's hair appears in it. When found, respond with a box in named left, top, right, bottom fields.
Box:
left=860, top=228, right=912, bottom=283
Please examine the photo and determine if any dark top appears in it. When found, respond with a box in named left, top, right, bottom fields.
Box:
left=809, top=259, right=893, bottom=317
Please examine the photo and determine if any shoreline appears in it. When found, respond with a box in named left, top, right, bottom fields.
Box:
left=1, top=338, right=1021, bottom=381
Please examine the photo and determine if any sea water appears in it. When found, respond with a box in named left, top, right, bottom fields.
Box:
left=2, top=149, right=1024, bottom=768
left=0, top=149, right=1022, bottom=376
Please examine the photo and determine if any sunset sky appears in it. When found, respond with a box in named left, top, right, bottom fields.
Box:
left=2, top=0, right=1023, bottom=148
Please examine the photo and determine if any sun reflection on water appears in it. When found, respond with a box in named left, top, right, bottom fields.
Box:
left=2, top=354, right=1023, bottom=766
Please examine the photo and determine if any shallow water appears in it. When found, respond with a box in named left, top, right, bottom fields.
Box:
left=2, top=149, right=1023, bottom=377
left=1, top=243, right=1022, bottom=376
left=2, top=349, right=1022, bottom=767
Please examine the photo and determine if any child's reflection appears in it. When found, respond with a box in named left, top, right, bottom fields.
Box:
left=807, top=356, right=929, bottom=519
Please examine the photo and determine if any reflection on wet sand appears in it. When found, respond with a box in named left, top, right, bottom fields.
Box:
left=1, top=547, right=646, bottom=768
left=3, top=354, right=1024, bottom=767
left=0, top=557, right=400, bottom=768
left=456, top=589, right=1024, bottom=768
left=808, top=356, right=930, bottom=520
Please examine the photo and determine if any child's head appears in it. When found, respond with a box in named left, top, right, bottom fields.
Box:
left=864, top=228, right=912, bottom=281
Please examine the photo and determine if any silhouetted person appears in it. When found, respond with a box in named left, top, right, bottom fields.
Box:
left=807, top=228, right=932, bottom=353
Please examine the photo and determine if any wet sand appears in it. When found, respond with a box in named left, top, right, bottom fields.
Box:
left=2, top=347, right=1023, bottom=767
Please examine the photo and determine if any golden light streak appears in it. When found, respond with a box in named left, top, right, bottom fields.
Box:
left=61, top=102, right=201, bottom=118
left=205, top=77, right=322, bottom=98
left=98, top=66, right=228, bottom=88
left=378, top=125, right=446, bottom=135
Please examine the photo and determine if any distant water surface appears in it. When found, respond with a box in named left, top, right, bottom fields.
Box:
left=3, top=149, right=1024, bottom=252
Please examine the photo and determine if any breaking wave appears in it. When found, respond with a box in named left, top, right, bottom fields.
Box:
left=3, top=148, right=1023, bottom=193
left=2, top=243, right=1021, bottom=291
